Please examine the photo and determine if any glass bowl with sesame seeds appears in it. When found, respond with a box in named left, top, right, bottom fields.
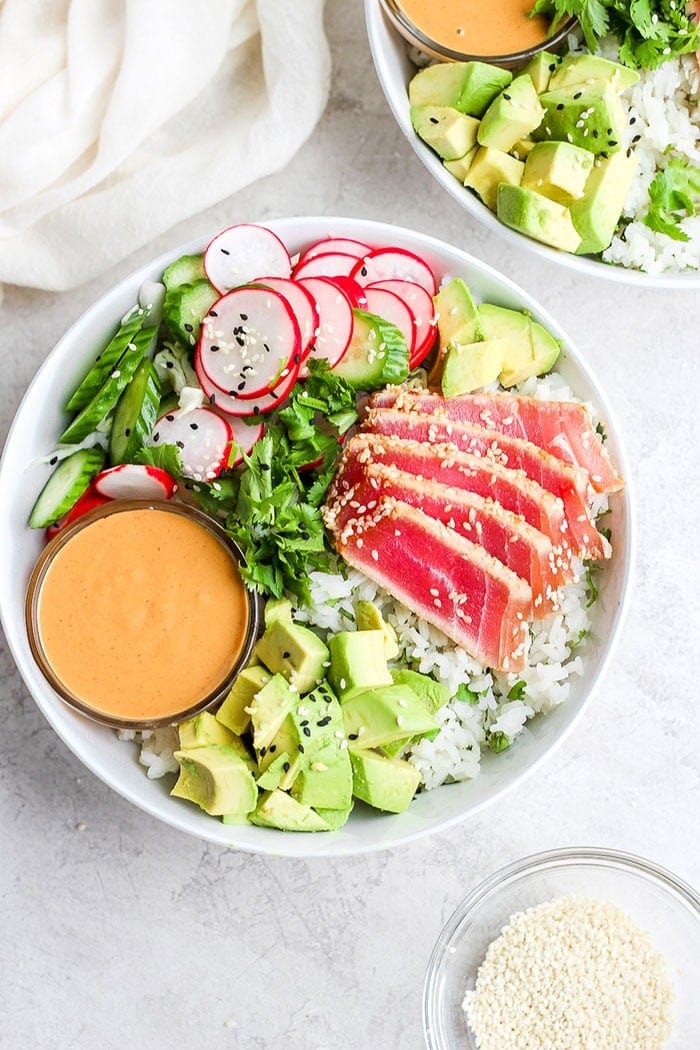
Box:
left=423, top=846, right=700, bottom=1049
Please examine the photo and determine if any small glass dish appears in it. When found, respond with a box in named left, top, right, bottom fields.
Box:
left=377, top=0, right=577, bottom=69
left=25, top=498, right=261, bottom=731
left=423, top=847, right=700, bottom=1049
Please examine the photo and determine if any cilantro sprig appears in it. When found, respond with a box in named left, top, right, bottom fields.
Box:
left=643, top=159, right=700, bottom=241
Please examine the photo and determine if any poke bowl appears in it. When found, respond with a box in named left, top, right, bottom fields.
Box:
left=365, top=0, right=700, bottom=288
left=0, top=216, right=633, bottom=857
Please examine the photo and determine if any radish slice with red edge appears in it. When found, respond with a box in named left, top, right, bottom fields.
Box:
left=351, top=247, right=437, bottom=296
left=197, top=353, right=300, bottom=418
left=46, top=490, right=111, bottom=539
left=198, top=285, right=300, bottom=401
left=93, top=464, right=177, bottom=500
left=228, top=416, right=265, bottom=467
left=368, top=278, right=437, bottom=367
left=151, top=407, right=233, bottom=481
left=250, top=276, right=318, bottom=362
left=363, top=287, right=417, bottom=355
left=298, top=237, right=371, bottom=264
left=204, top=223, right=291, bottom=293
left=292, top=252, right=360, bottom=281
left=295, top=276, right=354, bottom=369
left=327, top=276, right=368, bottom=308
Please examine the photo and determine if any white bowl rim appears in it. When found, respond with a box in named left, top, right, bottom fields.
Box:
left=364, top=0, right=700, bottom=290
left=0, top=215, right=634, bottom=857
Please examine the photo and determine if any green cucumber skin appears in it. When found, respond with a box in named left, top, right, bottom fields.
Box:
left=108, top=359, right=161, bottom=466
left=66, top=310, right=144, bottom=413
left=29, top=447, right=106, bottom=529
left=163, top=279, right=219, bottom=347
left=162, top=254, right=205, bottom=291
left=333, top=309, right=410, bottom=391
left=59, top=326, right=156, bottom=446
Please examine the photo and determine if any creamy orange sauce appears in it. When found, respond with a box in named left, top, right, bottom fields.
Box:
left=37, top=508, right=249, bottom=722
left=398, top=0, right=551, bottom=56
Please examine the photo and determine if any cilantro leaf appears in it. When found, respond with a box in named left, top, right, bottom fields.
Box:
left=643, top=159, right=700, bottom=241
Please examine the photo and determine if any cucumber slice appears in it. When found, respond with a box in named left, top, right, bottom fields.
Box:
left=66, top=309, right=145, bottom=412
left=162, top=253, right=205, bottom=290
left=29, top=448, right=106, bottom=528
left=59, top=326, right=156, bottom=445
left=163, top=279, right=219, bottom=347
left=333, top=309, right=410, bottom=391
left=108, top=359, right=161, bottom=465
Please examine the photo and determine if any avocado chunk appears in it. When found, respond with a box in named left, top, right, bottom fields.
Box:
left=256, top=751, right=292, bottom=791
left=409, top=61, right=512, bottom=118
left=291, top=739, right=353, bottom=810
left=328, top=630, right=392, bottom=701
left=315, top=805, right=353, bottom=830
left=390, top=669, right=451, bottom=713
left=548, top=54, right=640, bottom=95
left=429, top=277, right=484, bottom=386
left=342, top=684, right=438, bottom=749
left=350, top=750, right=421, bottom=814
left=570, top=151, right=639, bottom=255
left=255, top=619, right=329, bottom=694
left=179, top=711, right=236, bottom=750
left=171, top=746, right=257, bottom=817
left=259, top=681, right=348, bottom=793
left=256, top=712, right=304, bottom=787
left=441, top=339, right=507, bottom=396
left=477, top=76, right=544, bottom=153
left=249, top=673, right=297, bottom=753
left=216, top=664, right=271, bottom=736
left=411, top=105, right=480, bottom=161
left=477, top=301, right=561, bottom=386
left=250, top=790, right=330, bottom=832
left=511, top=138, right=536, bottom=161
left=522, top=141, right=595, bottom=204
left=354, top=600, right=399, bottom=659
left=465, top=146, right=525, bottom=212
left=522, top=51, right=561, bottom=94
left=534, top=85, right=626, bottom=156
left=264, top=597, right=293, bottom=627
left=497, top=183, right=581, bottom=253
left=443, top=146, right=478, bottom=183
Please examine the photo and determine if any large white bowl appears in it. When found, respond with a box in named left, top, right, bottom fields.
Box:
left=365, top=0, right=700, bottom=289
left=0, top=216, right=633, bottom=857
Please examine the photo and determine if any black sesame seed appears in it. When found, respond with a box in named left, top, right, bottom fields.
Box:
left=237, top=382, right=246, bottom=391
left=263, top=343, right=271, bottom=353
left=260, top=746, right=267, bottom=757
left=189, top=423, right=199, bottom=430
left=573, top=91, right=583, bottom=100
left=348, top=733, right=359, bottom=741
left=298, top=744, right=305, bottom=754
left=360, top=266, right=367, bottom=277
left=282, top=651, right=291, bottom=658
left=316, top=717, right=331, bottom=727
left=176, top=440, right=185, bottom=449
left=632, top=134, right=641, bottom=143
left=429, top=116, right=439, bottom=124
left=303, top=727, right=311, bottom=737
left=608, top=140, right=618, bottom=147
left=124, top=427, right=131, bottom=437
left=556, top=103, right=564, bottom=110
left=209, top=309, right=218, bottom=317
left=300, top=719, right=309, bottom=727
left=184, top=323, right=194, bottom=333
left=227, top=389, right=238, bottom=398
left=240, top=313, right=248, bottom=321
left=209, top=393, right=216, bottom=404
left=300, top=530, right=309, bottom=540
left=607, top=127, right=613, bottom=134
left=548, top=63, right=556, bottom=72
left=253, top=406, right=261, bottom=415
left=269, top=744, right=277, bottom=754
left=503, top=93, right=511, bottom=100
left=600, top=151, right=609, bottom=159
left=593, top=130, right=599, bottom=138
left=49, top=456, right=58, bottom=465
left=166, top=414, right=175, bottom=421
left=220, top=248, right=230, bottom=255
left=153, top=432, right=160, bottom=442
left=210, top=345, right=219, bottom=352
left=283, top=761, right=290, bottom=772
left=627, top=147, right=633, bottom=157
left=236, top=336, right=245, bottom=347
left=629, top=117, right=636, bottom=125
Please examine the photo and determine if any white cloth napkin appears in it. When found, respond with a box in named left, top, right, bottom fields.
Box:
left=0, top=0, right=330, bottom=294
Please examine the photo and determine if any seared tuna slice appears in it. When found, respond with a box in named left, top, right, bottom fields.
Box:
left=332, top=433, right=574, bottom=578
left=368, top=388, right=623, bottom=494
left=326, top=458, right=566, bottom=617
left=326, top=496, right=531, bottom=671
left=364, top=408, right=607, bottom=561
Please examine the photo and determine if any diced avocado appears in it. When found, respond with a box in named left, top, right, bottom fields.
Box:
left=522, top=141, right=595, bottom=204
left=256, top=752, right=292, bottom=791
left=255, top=619, right=329, bottom=694
left=497, top=183, right=581, bottom=253
left=409, top=61, right=512, bottom=118
left=221, top=811, right=250, bottom=826
left=435, top=278, right=483, bottom=346
left=511, top=138, right=536, bottom=161
left=534, top=85, right=626, bottom=156
left=257, top=713, right=304, bottom=788
left=260, top=681, right=347, bottom=792
left=465, top=146, right=525, bottom=212
left=328, top=630, right=392, bottom=702
left=171, top=746, right=257, bottom=817
left=179, top=711, right=236, bottom=750
left=390, top=669, right=451, bottom=713
left=349, top=750, right=421, bottom=814
left=341, top=685, right=437, bottom=749
left=410, top=105, right=480, bottom=161
left=250, top=790, right=330, bottom=832
left=477, top=302, right=561, bottom=387
left=477, top=302, right=530, bottom=341
left=443, top=146, right=478, bottom=183
left=264, top=597, right=293, bottom=627
left=522, top=51, right=561, bottom=94
left=441, top=339, right=507, bottom=396
left=332, top=309, right=410, bottom=391
left=477, top=76, right=544, bottom=153
left=249, top=674, right=297, bottom=753
left=570, top=151, right=639, bottom=255
left=315, top=805, right=353, bottom=830
left=291, top=739, right=353, bottom=810
left=548, top=54, right=640, bottom=95
left=354, top=600, right=399, bottom=660
left=216, top=664, right=271, bottom=736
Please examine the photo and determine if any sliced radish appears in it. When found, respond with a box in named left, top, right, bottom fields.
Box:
left=363, top=287, right=416, bottom=355
left=46, top=490, right=111, bottom=539
left=204, top=224, right=291, bottom=293
left=198, top=285, right=301, bottom=401
left=368, top=278, right=437, bottom=367
left=295, top=277, right=354, bottom=369
left=227, top=417, right=265, bottom=467
left=298, top=237, right=371, bottom=264
left=351, top=247, right=438, bottom=296
left=292, top=252, right=359, bottom=280
left=93, top=464, right=177, bottom=500
left=197, top=355, right=300, bottom=418
left=327, top=276, right=368, bottom=309
left=151, top=407, right=233, bottom=481
left=250, top=276, right=318, bottom=362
